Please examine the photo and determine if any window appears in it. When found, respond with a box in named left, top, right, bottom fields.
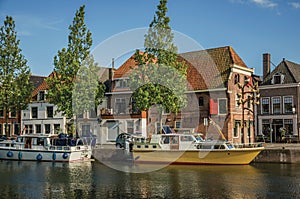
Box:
left=38, top=91, right=46, bottom=101
left=35, top=124, right=41, bottom=133
left=284, top=119, right=293, bottom=135
left=284, top=96, right=293, bottom=114
left=162, top=108, right=170, bottom=115
left=44, top=124, right=50, bottom=134
left=90, top=110, right=97, bottom=118
left=31, top=107, right=38, bottom=118
left=82, top=124, right=91, bottom=136
left=115, top=79, right=128, bottom=88
left=175, top=121, right=181, bottom=128
left=272, top=97, right=281, bottom=114
left=14, top=123, right=20, bottom=135
left=10, top=110, right=16, bottom=118
left=272, top=73, right=285, bottom=84
left=244, top=76, right=249, bottom=85
left=127, top=120, right=134, bottom=134
left=218, top=99, right=227, bottom=115
left=46, top=106, right=53, bottom=118
left=233, top=120, right=240, bottom=138
left=261, top=98, right=270, bottom=114
left=54, top=124, right=60, bottom=133
left=235, top=94, right=240, bottom=108
left=115, top=98, right=126, bottom=114
left=234, top=74, right=240, bottom=84
left=198, top=97, right=204, bottom=107
left=25, top=125, right=33, bottom=134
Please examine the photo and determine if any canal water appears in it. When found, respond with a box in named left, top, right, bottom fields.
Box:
left=0, top=160, right=300, bottom=199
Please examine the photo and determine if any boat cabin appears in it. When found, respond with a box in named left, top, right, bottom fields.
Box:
left=150, top=134, right=197, bottom=150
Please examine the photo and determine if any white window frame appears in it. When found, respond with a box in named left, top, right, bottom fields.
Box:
left=272, top=96, right=281, bottom=114
left=261, top=97, right=270, bottom=114
left=283, top=96, right=293, bottom=114
left=218, top=98, right=227, bottom=115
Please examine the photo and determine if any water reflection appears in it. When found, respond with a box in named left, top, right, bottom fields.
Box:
left=0, top=161, right=300, bottom=198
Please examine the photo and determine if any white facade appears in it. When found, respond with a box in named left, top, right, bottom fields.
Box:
left=21, top=99, right=66, bottom=135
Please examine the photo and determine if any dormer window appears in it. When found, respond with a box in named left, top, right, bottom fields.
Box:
left=115, top=79, right=128, bottom=89
left=271, top=73, right=285, bottom=84
left=38, top=91, right=46, bottom=101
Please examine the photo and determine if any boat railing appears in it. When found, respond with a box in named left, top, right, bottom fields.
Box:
left=49, top=146, right=72, bottom=151
left=233, top=142, right=264, bottom=149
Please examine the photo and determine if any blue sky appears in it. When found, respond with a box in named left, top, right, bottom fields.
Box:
left=0, top=0, right=300, bottom=76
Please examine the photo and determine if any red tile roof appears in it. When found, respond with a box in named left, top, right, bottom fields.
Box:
left=180, top=46, right=248, bottom=90
left=112, top=46, right=249, bottom=91
left=31, top=73, right=52, bottom=98
left=113, top=54, right=137, bottom=79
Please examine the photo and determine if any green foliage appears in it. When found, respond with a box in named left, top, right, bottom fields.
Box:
left=46, top=5, right=104, bottom=118
left=72, top=55, right=105, bottom=116
left=128, top=0, right=187, bottom=114
left=0, top=16, right=33, bottom=134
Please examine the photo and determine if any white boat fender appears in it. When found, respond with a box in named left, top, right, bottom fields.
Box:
left=36, top=154, right=42, bottom=161
left=18, top=152, right=22, bottom=160
left=52, top=152, right=56, bottom=160
left=7, top=151, right=13, bottom=157
left=62, top=152, right=68, bottom=159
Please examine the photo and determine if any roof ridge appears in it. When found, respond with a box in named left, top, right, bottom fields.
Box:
left=283, top=59, right=300, bottom=82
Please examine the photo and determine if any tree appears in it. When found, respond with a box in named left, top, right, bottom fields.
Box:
left=128, top=0, right=187, bottom=133
left=72, top=55, right=106, bottom=117
left=0, top=16, right=33, bottom=136
left=46, top=5, right=105, bottom=135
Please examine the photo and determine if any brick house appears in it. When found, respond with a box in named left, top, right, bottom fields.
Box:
left=180, top=46, right=257, bottom=143
left=0, top=75, right=45, bottom=137
left=257, top=53, right=299, bottom=143
left=101, top=46, right=257, bottom=144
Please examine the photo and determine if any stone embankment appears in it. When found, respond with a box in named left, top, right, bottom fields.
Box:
left=93, top=143, right=300, bottom=164
left=253, top=143, right=300, bottom=164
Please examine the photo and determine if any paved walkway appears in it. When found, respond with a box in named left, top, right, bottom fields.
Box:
left=263, top=143, right=300, bottom=149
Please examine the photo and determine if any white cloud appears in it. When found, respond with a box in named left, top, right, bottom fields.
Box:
left=0, top=13, right=63, bottom=36
left=288, top=2, right=300, bottom=8
left=251, top=0, right=278, bottom=8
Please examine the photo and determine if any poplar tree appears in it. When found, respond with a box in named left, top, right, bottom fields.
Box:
left=0, top=16, right=32, bottom=136
left=46, top=6, right=105, bottom=135
left=47, top=5, right=96, bottom=118
left=129, top=0, right=187, bottom=132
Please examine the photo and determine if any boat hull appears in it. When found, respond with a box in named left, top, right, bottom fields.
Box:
left=0, top=147, right=92, bottom=162
left=133, top=148, right=264, bottom=165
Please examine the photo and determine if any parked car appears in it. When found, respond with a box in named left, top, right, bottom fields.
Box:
left=116, top=133, right=130, bottom=149
left=115, top=133, right=145, bottom=150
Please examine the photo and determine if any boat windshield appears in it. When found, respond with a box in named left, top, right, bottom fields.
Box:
left=226, top=143, right=234, bottom=149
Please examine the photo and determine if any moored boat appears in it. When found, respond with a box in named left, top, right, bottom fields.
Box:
left=132, top=134, right=264, bottom=165
left=0, top=133, right=95, bottom=162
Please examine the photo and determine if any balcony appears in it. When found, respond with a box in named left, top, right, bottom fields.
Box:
left=100, top=108, right=145, bottom=120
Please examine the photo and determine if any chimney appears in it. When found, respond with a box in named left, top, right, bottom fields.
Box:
left=263, top=53, right=271, bottom=79
left=108, top=58, right=115, bottom=92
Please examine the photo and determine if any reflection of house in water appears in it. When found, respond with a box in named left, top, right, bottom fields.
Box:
left=258, top=53, right=299, bottom=143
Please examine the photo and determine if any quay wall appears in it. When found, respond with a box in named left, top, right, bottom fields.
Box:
left=253, top=144, right=300, bottom=164
left=93, top=144, right=300, bottom=164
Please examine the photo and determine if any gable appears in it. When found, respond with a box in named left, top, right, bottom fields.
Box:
left=262, top=59, right=300, bottom=85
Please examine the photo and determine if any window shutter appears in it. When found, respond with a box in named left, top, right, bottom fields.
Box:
left=209, top=99, right=218, bottom=115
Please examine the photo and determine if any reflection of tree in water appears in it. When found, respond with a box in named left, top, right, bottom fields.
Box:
left=43, top=162, right=94, bottom=198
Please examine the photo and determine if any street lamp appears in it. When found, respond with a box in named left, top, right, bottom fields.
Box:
left=237, top=77, right=260, bottom=144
